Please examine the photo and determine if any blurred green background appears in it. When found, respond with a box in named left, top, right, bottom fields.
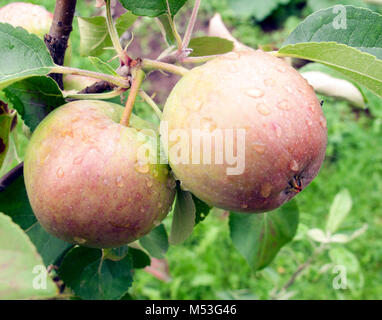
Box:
left=2, top=0, right=382, bottom=300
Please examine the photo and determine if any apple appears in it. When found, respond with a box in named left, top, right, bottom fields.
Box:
left=24, top=100, right=176, bottom=248
left=162, top=50, right=327, bottom=213
left=0, top=2, right=71, bottom=65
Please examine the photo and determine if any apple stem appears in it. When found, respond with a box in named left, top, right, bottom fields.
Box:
left=142, top=59, right=189, bottom=76
left=120, top=69, right=146, bottom=126
left=63, top=88, right=126, bottom=100
left=51, top=66, right=131, bottom=88
left=182, top=0, right=201, bottom=51
left=105, top=0, right=130, bottom=66
left=139, top=91, right=163, bottom=120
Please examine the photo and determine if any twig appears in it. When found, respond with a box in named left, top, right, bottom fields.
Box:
left=78, top=80, right=118, bottom=94
left=44, top=0, right=77, bottom=89
left=142, top=59, right=189, bottom=76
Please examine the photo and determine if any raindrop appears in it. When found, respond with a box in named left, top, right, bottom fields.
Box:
left=253, top=142, right=266, bottom=155
left=277, top=100, right=291, bottom=111
left=256, top=103, right=271, bottom=116
left=290, top=160, right=299, bottom=172
left=320, top=116, right=327, bottom=129
left=135, top=163, right=150, bottom=174
left=116, top=176, right=124, bottom=188
left=73, top=156, right=83, bottom=165
left=56, top=167, right=64, bottom=179
left=245, top=88, right=264, bottom=99
left=261, top=183, right=272, bottom=198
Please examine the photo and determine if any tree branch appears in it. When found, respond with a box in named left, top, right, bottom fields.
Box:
left=44, top=0, right=77, bottom=89
left=0, top=162, right=24, bottom=192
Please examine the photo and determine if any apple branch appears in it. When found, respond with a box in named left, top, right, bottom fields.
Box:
left=182, top=0, right=201, bottom=51
left=44, top=0, right=77, bottom=89
left=0, top=162, right=24, bottom=192
left=142, top=59, right=189, bottom=76
left=120, top=69, right=146, bottom=126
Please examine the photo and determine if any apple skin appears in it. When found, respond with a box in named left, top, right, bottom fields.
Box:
left=0, top=2, right=71, bottom=65
left=24, top=100, right=176, bottom=248
left=162, top=50, right=327, bottom=213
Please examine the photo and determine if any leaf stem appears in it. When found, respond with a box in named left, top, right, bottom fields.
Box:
left=120, top=69, right=145, bottom=126
left=182, top=0, right=201, bottom=50
left=63, top=88, right=126, bottom=100
left=139, top=91, right=163, bottom=120
left=166, top=0, right=183, bottom=51
left=142, top=59, right=189, bottom=76
left=51, top=66, right=131, bottom=88
left=105, top=0, right=129, bottom=65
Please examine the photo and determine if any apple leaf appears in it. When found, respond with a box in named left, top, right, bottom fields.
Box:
left=0, top=23, right=55, bottom=90
left=188, top=37, right=234, bottom=57
left=0, top=212, right=58, bottom=299
left=158, top=15, right=177, bottom=46
left=326, top=189, right=353, bottom=234
left=227, top=0, right=291, bottom=21
left=77, top=11, right=137, bottom=57
left=0, top=175, right=72, bottom=265
left=88, top=57, right=118, bottom=76
left=0, top=103, right=16, bottom=170
left=307, top=0, right=368, bottom=13
left=3, top=76, right=65, bottom=132
left=58, top=246, right=134, bottom=300
left=169, top=189, right=196, bottom=245
left=193, top=195, right=212, bottom=225
left=329, top=246, right=360, bottom=274
left=278, top=42, right=382, bottom=98
left=120, top=0, right=188, bottom=17
left=129, top=247, right=151, bottom=269
left=139, top=224, right=169, bottom=259
left=284, top=6, right=382, bottom=60
left=229, top=200, right=299, bottom=271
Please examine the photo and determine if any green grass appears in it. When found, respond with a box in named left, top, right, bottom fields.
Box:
left=2, top=0, right=382, bottom=300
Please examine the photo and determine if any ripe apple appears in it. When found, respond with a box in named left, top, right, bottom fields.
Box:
left=24, top=100, right=176, bottom=248
left=162, top=50, right=327, bottom=213
left=0, top=2, right=71, bottom=65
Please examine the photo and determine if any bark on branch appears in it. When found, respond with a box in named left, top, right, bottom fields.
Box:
left=44, top=0, right=77, bottom=89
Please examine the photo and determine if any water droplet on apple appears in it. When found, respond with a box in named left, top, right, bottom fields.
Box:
left=245, top=88, right=264, bottom=98
left=253, top=142, right=266, bottom=155
left=277, top=100, right=291, bottom=111
left=73, top=156, right=83, bottom=165
left=116, top=176, right=124, bottom=188
left=320, top=116, right=327, bottom=129
left=261, top=183, right=272, bottom=198
left=256, top=103, right=271, bottom=116
left=56, top=167, right=64, bottom=179
left=272, top=123, right=282, bottom=138
left=290, top=160, right=299, bottom=172
left=135, top=163, right=150, bottom=174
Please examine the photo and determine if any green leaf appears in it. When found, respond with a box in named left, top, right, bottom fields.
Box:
left=329, top=246, right=360, bottom=274
left=0, top=23, right=54, bottom=90
left=129, top=247, right=151, bottom=269
left=229, top=200, right=299, bottom=271
left=88, top=57, right=118, bottom=76
left=188, top=37, right=234, bottom=57
left=227, top=0, right=291, bottom=21
left=278, top=42, right=382, bottom=97
left=139, top=224, right=169, bottom=259
left=104, top=245, right=130, bottom=261
left=284, top=6, right=382, bottom=59
left=0, top=212, right=57, bottom=299
left=169, top=189, right=196, bottom=245
left=120, top=0, right=188, bottom=17
left=193, top=195, right=212, bottom=225
left=59, top=246, right=134, bottom=300
left=158, top=15, right=176, bottom=46
left=4, top=76, right=65, bottom=131
left=326, top=189, right=352, bottom=234
left=307, top=0, right=368, bottom=12
left=0, top=103, right=16, bottom=170
left=0, top=175, right=72, bottom=265
left=77, top=11, right=137, bottom=57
